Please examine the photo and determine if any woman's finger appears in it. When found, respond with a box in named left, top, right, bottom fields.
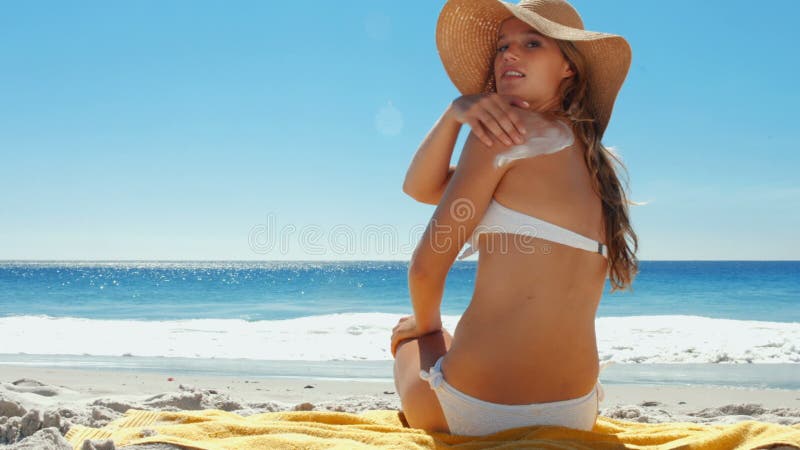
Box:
left=487, top=95, right=526, bottom=144
left=496, top=95, right=529, bottom=136
left=392, top=335, right=410, bottom=357
left=391, top=335, right=402, bottom=357
left=476, top=105, right=516, bottom=147
left=467, top=119, right=496, bottom=147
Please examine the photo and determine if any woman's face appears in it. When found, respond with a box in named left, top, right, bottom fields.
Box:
left=493, top=17, right=574, bottom=111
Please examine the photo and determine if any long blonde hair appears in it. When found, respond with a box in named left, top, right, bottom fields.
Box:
left=484, top=39, right=641, bottom=292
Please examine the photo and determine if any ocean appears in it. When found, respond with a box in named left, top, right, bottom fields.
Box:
left=1, top=261, right=798, bottom=388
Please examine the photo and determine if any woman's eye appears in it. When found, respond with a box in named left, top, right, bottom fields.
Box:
left=497, top=41, right=541, bottom=52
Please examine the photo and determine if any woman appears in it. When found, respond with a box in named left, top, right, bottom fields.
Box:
left=391, top=0, right=640, bottom=437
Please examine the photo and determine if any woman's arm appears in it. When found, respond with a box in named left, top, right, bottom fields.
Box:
left=402, top=105, right=462, bottom=205
left=408, top=131, right=516, bottom=333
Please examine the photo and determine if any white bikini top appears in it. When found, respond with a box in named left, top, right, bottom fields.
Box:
left=457, top=198, right=608, bottom=260
left=440, top=111, right=606, bottom=260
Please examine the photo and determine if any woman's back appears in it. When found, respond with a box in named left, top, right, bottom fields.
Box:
left=440, top=133, right=608, bottom=404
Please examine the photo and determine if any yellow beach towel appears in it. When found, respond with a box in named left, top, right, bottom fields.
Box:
left=64, top=408, right=800, bottom=450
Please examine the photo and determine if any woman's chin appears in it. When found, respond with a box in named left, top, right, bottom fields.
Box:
left=497, top=84, right=526, bottom=95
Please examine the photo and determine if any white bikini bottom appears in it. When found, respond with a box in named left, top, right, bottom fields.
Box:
left=419, top=357, right=613, bottom=436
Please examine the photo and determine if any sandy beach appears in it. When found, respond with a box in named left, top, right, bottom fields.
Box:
left=2, top=364, right=800, bottom=449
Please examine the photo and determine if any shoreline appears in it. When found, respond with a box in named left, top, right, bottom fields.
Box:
left=3, top=353, right=800, bottom=389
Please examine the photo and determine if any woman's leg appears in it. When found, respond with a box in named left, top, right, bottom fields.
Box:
left=392, top=328, right=453, bottom=433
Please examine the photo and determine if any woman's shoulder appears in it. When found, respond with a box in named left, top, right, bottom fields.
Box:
left=491, top=110, right=577, bottom=168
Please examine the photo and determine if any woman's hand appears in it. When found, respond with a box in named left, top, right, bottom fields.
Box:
left=390, top=315, right=440, bottom=358
left=448, top=93, right=530, bottom=148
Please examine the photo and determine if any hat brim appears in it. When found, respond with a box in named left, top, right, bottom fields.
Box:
left=436, top=0, right=632, bottom=139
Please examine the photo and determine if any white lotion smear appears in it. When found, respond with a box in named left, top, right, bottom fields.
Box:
left=494, top=112, right=575, bottom=168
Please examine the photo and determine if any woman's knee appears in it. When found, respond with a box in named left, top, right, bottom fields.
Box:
left=418, top=328, right=452, bottom=350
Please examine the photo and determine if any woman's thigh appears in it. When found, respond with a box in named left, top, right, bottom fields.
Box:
left=392, top=328, right=453, bottom=434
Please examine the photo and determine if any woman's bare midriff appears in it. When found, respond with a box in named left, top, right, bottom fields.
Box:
left=441, top=134, right=609, bottom=405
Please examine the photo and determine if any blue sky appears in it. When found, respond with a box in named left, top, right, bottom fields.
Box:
left=1, top=0, right=798, bottom=261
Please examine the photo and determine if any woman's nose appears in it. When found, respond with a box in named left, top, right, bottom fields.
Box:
left=502, top=46, right=520, bottom=61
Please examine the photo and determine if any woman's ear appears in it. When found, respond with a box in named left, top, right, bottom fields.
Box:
left=561, top=62, right=575, bottom=79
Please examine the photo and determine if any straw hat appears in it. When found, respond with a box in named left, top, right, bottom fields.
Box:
left=436, top=0, right=631, bottom=140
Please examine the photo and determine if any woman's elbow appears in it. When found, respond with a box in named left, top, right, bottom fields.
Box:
left=402, top=185, right=439, bottom=205
left=402, top=181, right=424, bottom=200
left=401, top=183, right=415, bottom=198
